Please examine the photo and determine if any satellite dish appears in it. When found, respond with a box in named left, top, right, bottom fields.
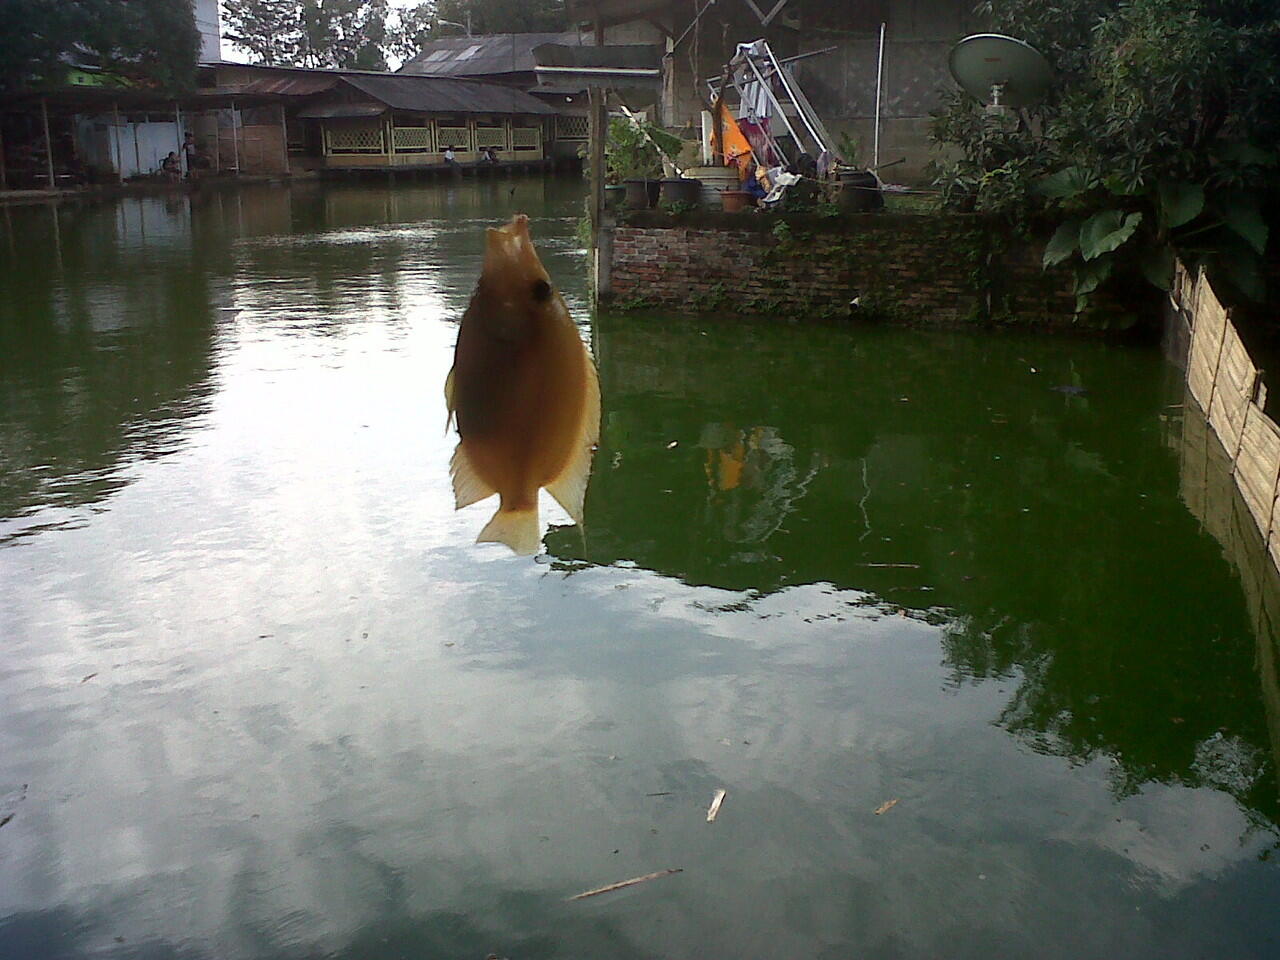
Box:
left=948, top=34, right=1053, bottom=110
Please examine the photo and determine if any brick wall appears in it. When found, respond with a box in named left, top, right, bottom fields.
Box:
left=605, top=211, right=1118, bottom=328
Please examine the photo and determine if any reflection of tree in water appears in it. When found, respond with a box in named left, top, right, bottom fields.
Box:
left=547, top=310, right=1280, bottom=832
left=0, top=199, right=220, bottom=536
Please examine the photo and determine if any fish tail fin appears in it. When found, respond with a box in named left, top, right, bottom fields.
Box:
left=477, top=504, right=541, bottom=556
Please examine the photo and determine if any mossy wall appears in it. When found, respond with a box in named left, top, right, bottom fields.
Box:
left=605, top=211, right=1124, bottom=328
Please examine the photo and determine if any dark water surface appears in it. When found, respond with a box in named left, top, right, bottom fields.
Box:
left=2, top=180, right=1279, bottom=959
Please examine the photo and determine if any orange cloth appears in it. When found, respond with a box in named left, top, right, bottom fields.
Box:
left=710, top=98, right=753, bottom=170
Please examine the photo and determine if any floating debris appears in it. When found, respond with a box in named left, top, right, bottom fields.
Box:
left=80, top=673, right=97, bottom=684
left=858, top=562, right=920, bottom=569
left=874, top=798, right=900, bottom=815
left=568, top=868, right=683, bottom=901
left=706, top=788, right=727, bottom=822
left=645, top=791, right=673, bottom=797
left=0, top=783, right=28, bottom=829
left=666, top=440, right=679, bottom=449
left=1051, top=384, right=1089, bottom=396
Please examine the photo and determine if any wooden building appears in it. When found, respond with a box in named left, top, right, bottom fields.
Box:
left=203, top=63, right=562, bottom=173
left=397, top=32, right=596, bottom=161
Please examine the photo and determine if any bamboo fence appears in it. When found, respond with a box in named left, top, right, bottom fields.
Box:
left=1175, top=262, right=1280, bottom=783
left=1177, top=261, right=1280, bottom=566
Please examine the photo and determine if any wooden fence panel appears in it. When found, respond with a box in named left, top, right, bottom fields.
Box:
left=1236, top=410, right=1280, bottom=533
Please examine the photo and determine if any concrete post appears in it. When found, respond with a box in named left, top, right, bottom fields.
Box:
left=111, top=101, right=124, bottom=182
left=231, top=100, right=240, bottom=173
left=279, top=103, right=290, bottom=174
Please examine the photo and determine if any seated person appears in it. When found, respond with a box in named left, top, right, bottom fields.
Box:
left=481, top=146, right=500, bottom=164
left=742, top=161, right=768, bottom=200
left=160, top=152, right=181, bottom=181
left=443, top=146, right=458, bottom=166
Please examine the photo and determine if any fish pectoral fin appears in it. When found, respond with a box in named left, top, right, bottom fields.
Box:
left=444, top=367, right=456, bottom=432
left=546, top=348, right=600, bottom=527
left=477, top=504, right=541, bottom=556
left=450, top=443, right=495, bottom=510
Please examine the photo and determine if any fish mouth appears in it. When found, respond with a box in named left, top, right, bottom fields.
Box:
left=483, top=214, right=547, bottom=278
left=487, top=214, right=532, bottom=252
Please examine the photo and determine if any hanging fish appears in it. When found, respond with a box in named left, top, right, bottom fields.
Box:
left=445, top=215, right=600, bottom=555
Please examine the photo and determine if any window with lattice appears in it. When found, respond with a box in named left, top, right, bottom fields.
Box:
left=511, top=126, right=540, bottom=150
left=392, top=126, right=434, bottom=152
left=327, top=122, right=384, bottom=154
left=474, top=125, right=507, bottom=149
left=436, top=125, right=470, bottom=150
left=555, top=114, right=588, bottom=141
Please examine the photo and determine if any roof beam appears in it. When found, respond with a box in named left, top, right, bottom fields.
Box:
left=742, top=0, right=792, bottom=27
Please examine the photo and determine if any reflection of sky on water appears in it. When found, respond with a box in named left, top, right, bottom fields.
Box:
left=1, top=181, right=1279, bottom=959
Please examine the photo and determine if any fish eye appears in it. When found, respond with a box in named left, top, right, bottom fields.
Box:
left=531, top=279, right=552, bottom=302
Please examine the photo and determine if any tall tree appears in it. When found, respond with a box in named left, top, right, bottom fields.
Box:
left=0, top=0, right=200, bottom=94
left=222, top=0, right=391, bottom=69
left=384, top=2, right=435, bottom=63
left=432, top=0, right=565, bottom=35
left=221, top=0, right=304, bottom=66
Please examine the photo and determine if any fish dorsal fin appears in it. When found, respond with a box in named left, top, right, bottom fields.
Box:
left=444, top=366, right=456, bottom=432
left=546, top=342, right=601, bottom=527
left=450, top=442, right=495, bottom=510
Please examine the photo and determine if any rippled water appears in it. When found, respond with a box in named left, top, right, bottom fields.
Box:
left=2, top=180, right=1279, bottom=959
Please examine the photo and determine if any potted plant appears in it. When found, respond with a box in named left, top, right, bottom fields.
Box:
left=607, top=116, right=682, bottom=209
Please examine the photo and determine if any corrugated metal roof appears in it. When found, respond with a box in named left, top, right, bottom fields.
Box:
left=232, top=74, right=341, bottom=96
left=295, top=102, right=386, bottom=119
left=399, top=32, right=591, bottom=78
left=340, top=75, right=557, bottom=115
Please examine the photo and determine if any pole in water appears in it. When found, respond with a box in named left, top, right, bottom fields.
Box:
left=874, top=22, right=886, bottom=170
left=41, top=97, right=56, bottom=191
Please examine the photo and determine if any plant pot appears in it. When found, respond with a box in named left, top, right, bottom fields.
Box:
left=623, top=178, right=659, bottom=209
left=604, top=184, right=627, bottom=210
left=659, top=177, right=701, bottom=207
left=837, top=169, right=884, bottom=212
left=721, top=190, right=753, bottom=213
left=684, top=164, right=740, bottom=207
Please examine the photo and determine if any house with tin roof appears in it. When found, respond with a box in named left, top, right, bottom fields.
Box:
left=398, top=33, right=599, bottom=158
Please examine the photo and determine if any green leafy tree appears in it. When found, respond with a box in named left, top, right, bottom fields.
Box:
left=384, top=3, right=435, bottom=64
left=432, top=0, right=565, bottom=35
left=0, top=0, right=200, bottom=94
left=222, top=0, right=390, bottom=69
left=221, top=0, right=304, bottom=65
left=931, top=0, right=1280, bottom=311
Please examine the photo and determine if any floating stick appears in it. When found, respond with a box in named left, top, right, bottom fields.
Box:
left=706, top=788, right=727, bottom=822
left=568, top=868, right=683, bottom=901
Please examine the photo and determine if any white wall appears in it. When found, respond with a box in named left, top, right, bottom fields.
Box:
left=78, top=116, right=185, bottom=178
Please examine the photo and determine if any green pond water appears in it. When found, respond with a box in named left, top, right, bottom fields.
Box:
left=2, top=179, right=1279, bottom=959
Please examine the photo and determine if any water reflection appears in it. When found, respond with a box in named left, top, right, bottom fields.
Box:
left=0, top=180, right=588, bottom=546
left=548, top=310, right=1280, bottom=830
left=4, top=183, right=1280, bottom=960
left=0, top=200, right=221, bottom=540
